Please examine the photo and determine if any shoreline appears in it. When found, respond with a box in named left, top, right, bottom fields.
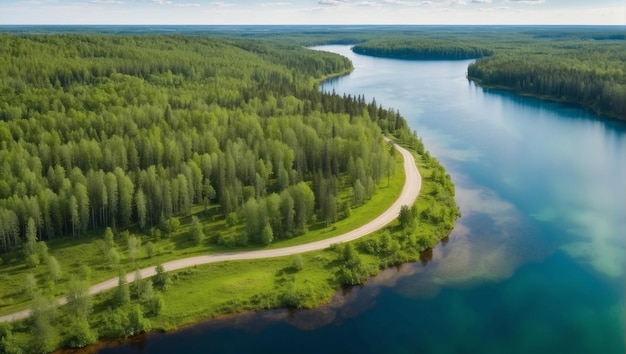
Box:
left=467, top=77, right=625, bottom=122
left=42, top=137, right=461, bottom=354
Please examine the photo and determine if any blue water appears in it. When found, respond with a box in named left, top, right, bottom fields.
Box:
left=102, top=45, right=626, bottom=354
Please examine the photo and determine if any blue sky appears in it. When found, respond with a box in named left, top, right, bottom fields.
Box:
left=0, top=0, right=624, bottom=25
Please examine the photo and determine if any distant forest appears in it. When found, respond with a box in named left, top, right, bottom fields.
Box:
left=0, top=34, right=418, bottom=252
left=348, top=29, right=626, bottom=120
left=352, top=39, right=493, bottom=60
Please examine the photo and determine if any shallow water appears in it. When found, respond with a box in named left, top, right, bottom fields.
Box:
left=101, top=45, right=625, bottom=354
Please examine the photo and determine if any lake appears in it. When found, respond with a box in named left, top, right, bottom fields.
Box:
left=101, top=45, right=625, bottom=354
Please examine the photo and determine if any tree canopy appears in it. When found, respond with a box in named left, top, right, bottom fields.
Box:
left=0, top=33, right=418, bottom=252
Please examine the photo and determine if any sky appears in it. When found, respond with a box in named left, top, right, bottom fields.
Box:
left=0, top=0, right=624, bottom=25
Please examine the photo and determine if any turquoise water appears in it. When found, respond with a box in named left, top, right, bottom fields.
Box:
left=102, top=45, right=625, bottom=354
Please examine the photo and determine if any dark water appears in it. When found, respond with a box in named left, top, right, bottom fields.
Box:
left=102, top=45, right=626, bottom=354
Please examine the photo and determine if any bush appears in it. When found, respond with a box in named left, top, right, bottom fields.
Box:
left=153, top=264, right=170, bottom=291
left=280, top=283, right=313, bottom=309
left=26, top=254, right=40, bottom=268
left=236, top=231, right=248, bottom=246
left=145, top=241, right=155, bottom=259
left=0, top=322, right=22, bottom=354
left=100, top=305, right=150, bottom=338
left=144, top=294, right=164, bottom=317
left=126, top=304, right=150, bottom=336
left=65, top=318, right=97, bottom=348
left=290, top=255, right=303, bottom=271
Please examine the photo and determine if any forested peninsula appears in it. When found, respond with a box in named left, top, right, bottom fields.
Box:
left=352, top=39, right=493, bottom=60
left=351, top=28, right=626, bottom=120
left=0, top=34, right=458, bottom=353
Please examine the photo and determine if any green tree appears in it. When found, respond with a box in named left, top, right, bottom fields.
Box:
left=354, top=179, right=365, bottom=207
left=23, top=217, right=37, bottom=259
left=260, top=222, right=274, bottom=245
left=29, top=293, right=58, bottom=353
left=126, top=304, right=150, bottom=336
left=26, top=254, right=40, bottom=268
left=65, top=318, right=97, bottom=348
left=115, top=271, right=130, bottom=307
left=74, top=183, right=90, bottom=235
left=47, top=255, right=61, bottom=283
left=116, top=170, right=134, bottom=227
left=107, top=248, right=121, bottom=269
left=77, top=263, right=92, bottom=281
left=66, top=278, right=92, bottom=318
left=336, top=243, right=371, bottom=285
left=69, top=195, right=80, bottom=238
left=36, top=242, right=49, bottom=262
left=104, top=227, right=116, bottom=251
left=190, top=216, right=204, bottom=246
left=144, top=241, right=155, bottom=259
left=398, top=205, right=413, bottom=229
left=137, top=278, right=154, bottom=303
left=291, top=254, right=304, bottom=271
left=23, top=273, right=37, bottom=298
left=136, top=188, right=147, bottom=230
left=144, top=293, right=164, bottom=317
left=0, top=322, right=22, bottom=354
left=127, top=235, right=141, bottom=267
left=290, top=182, right=314, bottom=234
left=153, top=263, right=170, bottom=291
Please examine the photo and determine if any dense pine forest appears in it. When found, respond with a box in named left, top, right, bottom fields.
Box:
left=467, top=48, right=625, bottom=120
left=0, top=34, right=416, bottom=252
left=347, top=28, right=626, bottom=120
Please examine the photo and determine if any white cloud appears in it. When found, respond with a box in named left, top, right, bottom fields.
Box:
left=210, top=1, right=235, bottom=6
left=91, top=0, right=124, bottom=4
left=357, top=1, right=380, bottom=6
left=383, top=0, right=420, bottom=6
left=299, top=6, right=326, bottom=11
left=506, top=0, right=544, bottom=4
left=260, top=2, right=291, bottom=6
left=318, top=0, right=348, bottom=5
left=174, top=3, right=200, bottom=6
left=471, top=0, right=492, bottom=3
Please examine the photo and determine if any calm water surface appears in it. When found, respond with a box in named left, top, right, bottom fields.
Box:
left=102, top=45, right=625, bottom=354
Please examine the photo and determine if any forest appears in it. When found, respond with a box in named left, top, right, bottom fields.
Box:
left=346, top=28, right=626, bottom=120
left=352, top=39, right=493, bottom=60
left=0, top=34, right=412, bottom=251
left=0, top=32, right=462, bottom=353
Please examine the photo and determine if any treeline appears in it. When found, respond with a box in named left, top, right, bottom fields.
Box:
left=0, top=34, right=416, bottom=252
left=352, top=39, right=493, bottom=60
left=347, top=29, right=626, bottom=120
left=467, top=53, right=626, bottom=120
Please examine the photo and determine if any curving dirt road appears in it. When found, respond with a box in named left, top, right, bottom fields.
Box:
left=0, top=140, right=421, bottom=323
